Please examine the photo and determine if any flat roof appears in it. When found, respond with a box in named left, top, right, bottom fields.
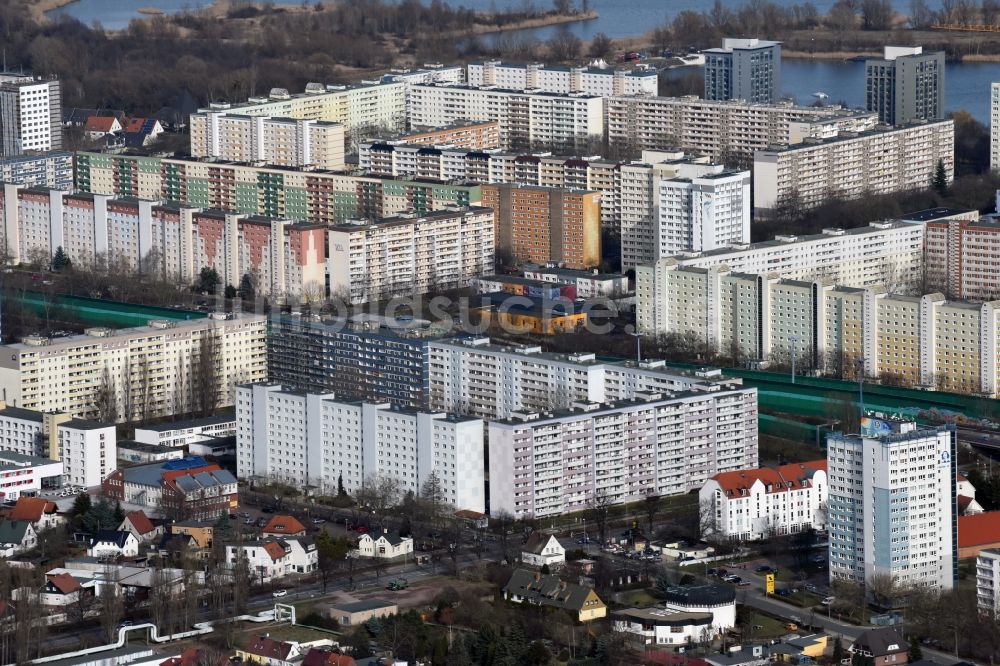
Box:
left=329, top=598, right=397, bottom=612
left=903, top=207, right=977, bottom=222
left=0, top=406, right=45, bottom=422
left=138, top=411, right=236, bottom=432
left=62, top=419, right=112, bottom=431
left=412, top=82, right=603, bottom=99
left=762, top=118, right=952, bottom=152
left=329, top=206, right=493, bottom=231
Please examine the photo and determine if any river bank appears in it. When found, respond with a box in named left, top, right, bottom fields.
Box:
left=469, top=11, right=598, bottom=36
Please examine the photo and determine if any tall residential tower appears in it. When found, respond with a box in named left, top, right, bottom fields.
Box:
left=703, top=38, right=781, bottom=104
left=865, top=46, right=944, bottom=125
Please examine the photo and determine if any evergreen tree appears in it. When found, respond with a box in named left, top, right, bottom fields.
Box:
left=51, top=246, right=71, bottom=271
left=932, top=158, right=949, bottom=195
left=832, top=637, right=845, bottom=662
left=445, top=634, right=471, bottom=666
left=337, top=473, right=347, bottom=497
left=198, top=267, right=220, bottom=293
left=113, top=500, right=125, bottom=524
left=908, top=637, right=923, bottom=660
left=72, top=492, right=92, bottom=517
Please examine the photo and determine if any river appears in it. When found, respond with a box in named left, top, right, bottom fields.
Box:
left=48, top=0, right=996, bottom=123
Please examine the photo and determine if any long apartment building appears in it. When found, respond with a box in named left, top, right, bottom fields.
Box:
left=236, top=383, right=485, bottom=512
left=489, top=390, right=758, bottom=519
left=467, top=60, right=658, bottom=96
left=382, top=121, right=501, bottom=151
left=637, top=220, right=928, bottom=312
left=408, top=84, right=604, bottom=150
left=74, top=153, right=482, bottom=224
left=188, top=112, right=346, bottom=170
left=637, top=263, right=1000, bottom=396
left=828, top=421, right=956, bottom=591
left=482, top=183, right=600, bottom=269
left=0, top=151, right=73, bottom=189
left=327, top=207, right=495, bottom=303
left=606, top=95, right=877, bottom=159
left=195, top=80, right=406, bottom=135
left=425, top=336, right=756, bottom=419
left=754, top=119, right=954, bottom=214
left=0, top=73, right=62, bottom=156
left=0, top=313, right=267, bottom=423
left=0, top=185, right=326, bottom=298
left=268, top=314, right=445, bottom=408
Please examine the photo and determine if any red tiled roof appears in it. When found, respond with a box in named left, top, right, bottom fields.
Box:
left=263, top=515, right=306, bottom=536
left=124, top=510, right=155, bottom=535
left=640, top=653, right=711, bottom=666
left=9, top=497, right=57, bottom=523
left=246, top=635, right=294, bottom=660
left=958, top=496, right=974, bottom=513
left=302, top=648, right=357, bottom=666
left=47, top=572, right=81, bottom=595
left=454, top=509, right=486, bottom=520
left=711, top=460, right=826, bottom=497
left=958, top=511, right=1000, bottom=548
left=263, top=541, right=287, bottom=562
left=84, top=116, right=118, bottom=133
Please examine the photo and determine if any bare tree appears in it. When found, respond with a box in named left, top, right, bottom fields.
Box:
left=120, top=357, right=134, bottom=423
left=356, top=473, right=401, bottom=529
left=587, top=487, right=614, bottom=546
left=150, top=566, right=173, bottom=635
left=193, top=327, right=220, bottom=417
left=13, top=590, right=45, bottom=662
left=99, top=565, right=124, bottom=644
left=93, top=365, right=118, bottom=423
left=699, top=497, right=721, bottom=543
left=643, top=493, right=660, bottom=536
left=867, top=570, right=901, bottom=609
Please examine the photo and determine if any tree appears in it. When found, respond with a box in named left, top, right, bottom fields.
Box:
left=643, top=493, right=660, bottom=535
left=224, top=284, right=237, bottom=299
left=240, top=272, right=257, bottom=302
left=193, top=327, right=220, bottom=417
left=419, top=470, right=448, bottom=527
left=346, top=626, right=373, bottom=659
left=51, top=246, right=71, bottom=271
left=908, top=636, right=923, bottom=660
left=198, top=267, right=221, bottom=294
left=932, top=159, right=949, bottom=195
left=93, top=365, right=118, bottom=423
left=832, top=637, right=845, bottom=662
left=315, top=531, right=348, bottom=593
left=72, top=492, right=92, bottom=518
left=587, top=487, right=614, bottom=546
left=587, top=32, right=613, bottom=59
left=99, top=565, right=124, bottom=643
left=356, top=473, right=401, bottom=528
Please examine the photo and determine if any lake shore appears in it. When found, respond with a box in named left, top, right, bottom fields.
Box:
left=469, top=11, right=599, bottom=36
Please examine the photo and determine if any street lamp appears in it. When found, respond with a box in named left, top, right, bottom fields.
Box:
left=628, top=331, right=642, bottom=363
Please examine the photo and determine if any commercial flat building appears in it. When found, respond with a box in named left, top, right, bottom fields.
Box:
left=426, top=336, right=755, bottom=419
left=482, top=183, right=600, bottom=269
left=521, top=264, right=629, bottom=298
left=74, top=153, right=482, bottom=225
left=383, top=121, right=501, bottom=150
left=699, top=460, right=827, bottom=541
left=606, top=95, right=877, bottom=160
left=467, top=60, right=658, bottom=96
left=828, top=421, right=956, bottom=591
left=408, top=84, right=604, bottom=150
left=0, top=313, right=266, bottom=422
left=195, top=80, right=405, bottom=135
left=0, top=151, right=72, bottom=189
left=924, top=212, right=1000, bottom=300
left=102, top=456, right=238, bottom=521
left=488, top=391, right=758, bottom=518
left=0, top=74, right=62, bottom=156
left=235, top=383, right=485, bottom=512
left=865, top=46, right=944, bottom=125
left=977, top=548, right=1000, bottom=615
left=636, top=220, right=928, bottom=328
left=753, top=119, right=955, bottom=214
left=133, top=413, right=236, bottom=448
left=637, top=263, right=1000, bottom=396
left=992, top=82, right=1000, bottom=171
left=327, top=207, right=494, bottom=303
left=0, top=186, right=327, bottom=298
left=703, top=38, right=781, bottom=104
left=188, top=112, right=346, bottom=170
left=268, top=314, right=442, bottom=408
left=0, top=452, right=62, bottom=500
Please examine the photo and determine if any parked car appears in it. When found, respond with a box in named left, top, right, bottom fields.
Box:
left=723, top=574, right=740, bottom=582
left=707, top=568, right=719, bottom=576
left=261, top=506, right=275, bottom=514
left=576, top=536, right=591, bottom=544
left=272, top=589, right=287, bottom=598
left=387, top=578, right=408, bottom=591
left=355, top=525, right=369, bottom=534
left=312, top=518, right=326, bottom=524
left=821, top=596, right=835, bottom=606
left=755, top=565, right=774, bottom=573
left=715, top=568, right=729, bottom=578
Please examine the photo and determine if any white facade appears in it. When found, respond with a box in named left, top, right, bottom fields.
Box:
left=427, top=336, right=754, bottom=420
left=828, top=422, right=956, bottom=591
left=613, top=608, right=714, bottom=646
left=488, top=391, right=758, bottom=519
left=0, top=75, right=61, bottom=156
left=657, top=168, right=750, bottom=257
left=0, top=313, right=267, bottom=423
left=188, top=113, right=346, bottom=170
left=0, top=453, right=60, bottom=501
left=134, top=414, right=237, bottom=448
left=521, top=266, right=629, bottom=298
left=467, top=61, right=658, bottom=97
left=408, top=84, right=604, bottom=149
left=88, top=532, right=140, bottom=559
left=699, top=461, right=828, bottom=541
left=977, top=548, right=1000, bottom=615
left=235, top=384, right=486, bottom=513
left=57, top=421, right=117, bottom=489
left=226, top=538, right=316, bottom=582
left=327, top=207, right=494, bottom=304
left=356, top=531, right=414, bottom=559
left=992, top=82, right=1000, bottom=172
left=521, top=534, right=566, bottom=567
left=754, top=120, right=955, bottom=214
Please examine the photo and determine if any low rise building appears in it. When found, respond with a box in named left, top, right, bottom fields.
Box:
left=325, top=599, right=398, bottom=627
left=8, top=496, right=62, bottom=532
left=613, top=607, right=715, bottom=647
left=958, top=511, right=1000, bottom=558
left=0, top=519, right=37, bottom=556
left=754, top=119, right=954, bottom=215
left=522, top=264, right=629, bottom=298
left=116, top=441, right=185, bottom=465
left=0, top=453, right=62, bottom=500
left=474, top=293, right=588, bottom=336
left=168, top=520, right=216, bottom=549
left=488, top=391, right=758, bottom=519
left=520, top=532, right=565, bottom=568
left=849, top=628, right=908, bottom=664
left=133, top=413, right=236, bottom=449
left=472, top=275, right=577, bottom=299
left=327, top=207, right=495, bottom=303
left=356, top=530, right=413, bottom=559
left=118, top=510, right=159, bottom=543
left=238, top=635, right=302, bottom=666
left=226, top=538, right=316, bottom=582
left=699, top=460, right=828, bottom=541
left=262, top=515, right=306, bottom=538
left=503, top=569, right=607, bottom=622
left=102, top=456, right=238, bottom=521
left=659, top=585, right=736, bottom=632
left=89, top=530, right=140, bottom=559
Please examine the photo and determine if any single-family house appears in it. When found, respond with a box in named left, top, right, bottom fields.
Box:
left=119, top=510, right=160, bottom=543
left=169, top=520, right=215, bottom=549
left=302, top=647, right=357, bottom=666
left=0, top=520, right=37, bottom=556
left=503, top=569, right=607, bottom=622
left=356, top=530, right=413, bottom=559
left=8, top=497, right=62, bottom=532
left=957, top=473, right=984, bottom=515
left=237, top=635, right=301, bottom=666
left=88, top=530, right=140, bottom=559
left=613, top=607, right=715, bottom=646
left=325, top=599, right=398, bottom=626
left=123, top=117, right=164, bottom=144
left=851, top=627, right=908, bottom=666
left=226, top=540, right=293, bottom=583
left=521, top=532, right=565, bottom=568
left=770, top=635, right=829, bottom=663
left=454, top=509, right=489, bottom=529
left=262, top=515, right=307, bottom=538
left=83, top=116, right=122, bottom=140
left=39, top=572, right=90, bottom=608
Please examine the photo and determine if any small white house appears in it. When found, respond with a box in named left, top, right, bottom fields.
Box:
left=0, top=520, right=37, bottom=557
left=88, top=530, right=140, bottom=559
left=613, top=607, right=715, bottom=646
left=39, top=572, right=90, bottom=608
left=521, top=532, right=565, bottom=568
left=356, top=530, right=413, bottom=559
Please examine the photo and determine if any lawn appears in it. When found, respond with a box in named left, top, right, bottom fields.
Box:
left=261, top=623, right=340, bottom=643
left=616, top=589, right=659, bottom=606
